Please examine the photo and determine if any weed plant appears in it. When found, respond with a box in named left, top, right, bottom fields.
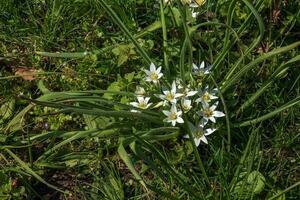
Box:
left=0, top=0, right=299, bottom=199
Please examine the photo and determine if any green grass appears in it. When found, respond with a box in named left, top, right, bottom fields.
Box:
left=0, top=0, right=300, bottom=199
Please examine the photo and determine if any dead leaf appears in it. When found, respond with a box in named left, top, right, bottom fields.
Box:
left=14, top=67, right=37, bottom=81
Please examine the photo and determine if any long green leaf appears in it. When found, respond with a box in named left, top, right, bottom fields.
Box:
left=221, top=41, right=300, bottom=92
left=235, top=96, right=300, bottom=127
left=5, top=149, right=66, bottom=194
left=238, top=54, right=300, bottom=112
left=96, top=0, right=152, bottom=65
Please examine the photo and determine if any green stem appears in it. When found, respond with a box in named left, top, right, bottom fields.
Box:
left=182, top=114, right=210, bottom=187
left=209, top=75, right=231, bottom=152
left=268, top=181, right=300, bottom=200
left=160, top=0, right=170, bottom=79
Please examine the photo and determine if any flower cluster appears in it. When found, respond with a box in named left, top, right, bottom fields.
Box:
left=129, top=62, right=224, bottom=146
left=164, top=0, right=206, bottom=18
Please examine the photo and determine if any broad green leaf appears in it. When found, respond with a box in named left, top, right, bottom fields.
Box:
left=0, top=99, right=15, bottom=123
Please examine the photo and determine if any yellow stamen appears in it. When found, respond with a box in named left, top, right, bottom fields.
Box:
left=169, top=112, right=177, bottom=120
left=150, top=72, right=158, bottom=81
left=203, top=108, right=213, bottom=117
left=166, top=92, right=175, bottom=101
left=203, top=92, right=210, bottom=101
left=195, top=130, right=204, bottom=138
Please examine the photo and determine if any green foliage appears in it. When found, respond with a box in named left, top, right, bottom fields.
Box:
left=0, top=0, right=300, bottom=199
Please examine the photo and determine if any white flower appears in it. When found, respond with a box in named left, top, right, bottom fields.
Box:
left=159, top=81, right=183, bottom=104
left=144, top=63, right=163, bottom=84
left=130, top=97, right=152, bottom=111
left=135, top=86, right=146, bottom=97
left=184, top=121, right=216, bottom=146
left=181, top=98, right=192, bottom=112
left=163, top=104, right=184, bottom=126
left=198, top=101, right=225, bottom=123
left=175, top=78, right=184, bottom=89
left=195, top=86, right=218, bottom=104
left=192, top=61, right=211, bottom=77
left=182, top=86, right=198, bottom=97
left=191, top=10, right=199, bottom=18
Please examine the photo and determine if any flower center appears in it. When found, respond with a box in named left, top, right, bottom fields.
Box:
left=203, top=108, right=213, bottom=117
left=166, top=92, right=175, bottom=101
left=150, top=72, right=158, bottom=81
left=139, top=101, right=147, bottom=109
left=198, top=71, right=204, bottom=77
left=183, top=103, right=190, bottom=111
left=203, top=92, right=210, bottom=101
left=195, top=130, right=204, bottom=138
left=169, top=112, right=177, bottom=120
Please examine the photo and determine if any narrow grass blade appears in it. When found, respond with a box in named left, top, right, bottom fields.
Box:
left=4, top=148, right=66, bottom=194
left=235, top=96, right=300, bottom=127
left=160, top=0, right=170, bottom=78
left=96, top=0, right=152, bottom=65
left=221, top=41, right=300, bottom=92
left=118, top=141, right=147, bottom=190
left=238, top=54, right=300, bottom=112
left=223, top=0, right=265, bottom=79
left=268, top=181, right=300, bottom=200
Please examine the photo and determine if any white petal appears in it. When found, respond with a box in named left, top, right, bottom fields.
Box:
left=154, top=101, right=164, bottom=108
left=150, top=63, right=155, bottom=72
left=175, top=93, right=183, bottom=98
left=204, top=128, right=216, bottom=136
left=195, top=138, right=201, bottom=146
left=213, top=111, right=225, bottom=117
left=144, top=97, right=150, bottom=104
left=210, top=95, right=218, bottom=100
left=209, top=117, right=216, bottom=123
left=212, top=88, right=218, bottom=94
left=183, top=134, right=189, bottom=139
left=200, top=136, right=208, bottom=144
left=187, top=91, right=198, bottom=97
left=162, top=110, right=170, bottom=116
left=191, top=11, right=198, bottom=18
left=130, top=102, right=139, bottom=107
left=171, top=120, right=176, bottom=126
left=171, top=104, right=177, bottom=113
left=137, top=96, right=144, bottom=103
left=156, top=66, right=162, bottom=73
left=144, top=69, right=151, bottom=75
left=202, top=101, right=209, bottom=108
left=176, top=117, right=184, bottom=124
left=200, top=118, right=208, bottom=126
left=195, top=98, right=201, bottom=104
left=145, top=103, right=153, bottom=109
left=177, top=110, right=182, bottom=116
left=157, top=73, right=163, bottom=79
left=192, top=63, right=198, bottom=71
left=200, top=61, right=205, bottom=69
left=171, top=81, right=176, bottom=93
left=211, top=101, right=219, bottom=110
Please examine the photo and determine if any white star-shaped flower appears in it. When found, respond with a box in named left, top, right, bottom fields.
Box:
left=182, top=86, right=198, bottom=97
left=192, top=61, right=211, bottom=77
left=159, top=81, right=183, bottom=104
left=135, top=86, right=146, bottom=97
left=163, top=104, right=184, bottom=126
left=144, top=63, right=163, bottom=84
left=130, top=97, right=152, bottom=112
left=195, top=85, right=218, bottom=104
left=198, top=101, right=225, bottom=123
left=181, top=98, right=192, bottom=113
left=184, top=121, right=216, bottom=146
